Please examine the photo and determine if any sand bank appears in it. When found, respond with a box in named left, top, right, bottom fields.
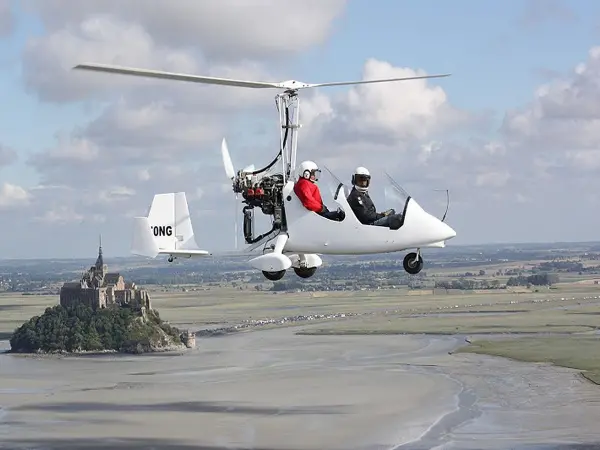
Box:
left=2, top=327, right=600, bottom=449
left=0, top=330, right=460, bottom=449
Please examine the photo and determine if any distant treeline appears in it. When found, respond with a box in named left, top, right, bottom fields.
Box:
left=506, top=273, right=559, bottom=286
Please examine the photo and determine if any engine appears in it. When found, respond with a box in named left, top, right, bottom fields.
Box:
left=232, top=172, right=286, bottom=244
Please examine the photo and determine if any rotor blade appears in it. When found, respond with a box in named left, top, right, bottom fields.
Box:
left=305, top=73, right=451, bottom=89
left=221, top=138, right=235, bottom=180
left=73, top=63, right=281, bottom=89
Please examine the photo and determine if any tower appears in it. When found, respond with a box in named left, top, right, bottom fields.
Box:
left=94, top=234, right=107, bottom=283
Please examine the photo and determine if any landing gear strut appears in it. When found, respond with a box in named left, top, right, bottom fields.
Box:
left=403, top=251, right=423, bottom=275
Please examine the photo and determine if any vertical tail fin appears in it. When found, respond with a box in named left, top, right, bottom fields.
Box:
left=131, top=217, right=159, bottom=258
left=131, top=192, right=204, bottom=258
left=145, top=192, right=199, bottom=251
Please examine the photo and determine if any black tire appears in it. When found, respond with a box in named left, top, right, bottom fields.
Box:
left=293, top=267, right=317, bottom=278
left=403, top=252, right=423, bottom=274
left=262, top=270, right=286, bottom=281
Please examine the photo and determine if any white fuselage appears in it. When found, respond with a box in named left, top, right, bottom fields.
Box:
left=280, top=180, right=456, bottom=255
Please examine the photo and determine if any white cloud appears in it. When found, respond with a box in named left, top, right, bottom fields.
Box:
left=475, top=170, right=510, bottom=188
left=0, top=183, right=31, bottom=209
left=2, top=3, right=600, bottom=257
left=25, top=0, right=346, bottom=60
left=500, top=45, right=600, bottom=185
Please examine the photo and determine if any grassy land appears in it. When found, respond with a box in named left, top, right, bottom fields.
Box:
left=454, top=336, right=600, bottom=385
left=2, top=277, right=600, bottom=386
left=295, top=307, right=600, bottom=335
left=292, top=282, right=600, bottom=385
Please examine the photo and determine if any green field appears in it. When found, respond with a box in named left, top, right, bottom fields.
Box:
left=454, top=336, right=600, bottom=384
left=2, top=275, right=600, bottom=385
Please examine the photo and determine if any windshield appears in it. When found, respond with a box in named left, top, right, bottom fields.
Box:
left=320, top=166, right=411, bottom=217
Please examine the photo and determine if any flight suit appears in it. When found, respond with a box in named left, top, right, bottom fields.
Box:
left=346, top=187, right=385, bottom=225
left=294, top=178, right=345, bottom=221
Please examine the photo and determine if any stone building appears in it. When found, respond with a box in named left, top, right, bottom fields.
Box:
left=60, top=239, right=151, bottom=313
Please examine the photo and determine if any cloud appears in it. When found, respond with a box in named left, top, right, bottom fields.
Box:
left=3, top=2, right=600, bottom=257
left=13, top=1, right=348, bottom=257
left=298, top=58, right=487, bottom=187
left=500, top=46, right=600, bottom=180
left=25, top=0, right=346, bottom=61
left=0, top=0, right=13, bottom=37
left=0, top=183, right=30, bottom=209
left=0, top=144, right=17, bottom=167
left=518, top=0, right=577, bottom=28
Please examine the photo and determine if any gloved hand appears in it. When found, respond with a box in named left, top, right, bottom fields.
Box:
left=383, top=208, right=395, bottom=216
left=336, top=208, right=345, bottom=221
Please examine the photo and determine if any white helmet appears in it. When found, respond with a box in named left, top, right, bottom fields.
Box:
left=352, top=166, right=370, bottom=192
left=298, top=160, right=321, bottom=182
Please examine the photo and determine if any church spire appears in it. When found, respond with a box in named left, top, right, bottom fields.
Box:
left=95, top=234, right=104, bottom=270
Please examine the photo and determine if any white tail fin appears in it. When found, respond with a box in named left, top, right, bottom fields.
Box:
left=146, top=192, right=198, bottom=251
left=131, top=192, right=211, bottom=259
left=131, top=217, right=160, bottom=258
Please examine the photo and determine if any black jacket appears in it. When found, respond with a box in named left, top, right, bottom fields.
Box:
left=346, top=187, right=384, bottom=224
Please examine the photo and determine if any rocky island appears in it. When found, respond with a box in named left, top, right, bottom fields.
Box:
left=8, top=240, right=195, bottom=355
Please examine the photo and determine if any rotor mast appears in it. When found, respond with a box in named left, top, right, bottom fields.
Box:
left=277, top=90, right=301, bottom=183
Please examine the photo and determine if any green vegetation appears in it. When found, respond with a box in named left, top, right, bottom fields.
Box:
left=296, top=307, right=600, bottom=336
left=506, top=273, right=559, bottom=287
left=8, top=304, right=185, bottom=354
left=455, top=336, right=600, bottom=385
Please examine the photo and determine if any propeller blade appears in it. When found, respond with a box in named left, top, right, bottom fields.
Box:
left=73, top=63, right=451, bottom=91
left=305, top=73, right=451, bottom=88
left=221, top=138, right=235, bottom=180
left=73, top=63, right=281, bottom=89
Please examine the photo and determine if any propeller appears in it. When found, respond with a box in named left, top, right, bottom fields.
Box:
left=221, top=138, right=240, bottom=249
left=72, top=63, right=451, bottom=91
left=221, top=138, right=235, bottom=180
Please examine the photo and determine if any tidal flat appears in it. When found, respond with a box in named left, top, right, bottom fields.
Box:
left=2, top=285, right=600, bottom=448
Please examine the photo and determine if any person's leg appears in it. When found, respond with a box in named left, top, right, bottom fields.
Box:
left=320, top=210, right=345, bottom=221
left=371, top=215, right=392, bottom=226
left=371, top=213, right=403, bottom=228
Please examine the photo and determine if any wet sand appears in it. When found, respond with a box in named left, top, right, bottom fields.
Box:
left=1, top=327, right=600, bottom=449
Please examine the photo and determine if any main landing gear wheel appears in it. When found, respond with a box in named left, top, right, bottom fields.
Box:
left=293, top=267, right=317, bottom=278
left=262, top=270, right=286, bottom=281
left=403, top=252, right=423, bottom=275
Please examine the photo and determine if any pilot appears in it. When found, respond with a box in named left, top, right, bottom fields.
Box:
left=294, top=160, right=345, bottom=221
left=346, top=166, right=402, bottom=228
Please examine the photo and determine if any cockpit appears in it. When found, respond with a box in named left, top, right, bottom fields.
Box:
left=323, top=167, right=411, bottom=230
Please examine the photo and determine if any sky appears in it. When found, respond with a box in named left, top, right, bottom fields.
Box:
left=0, top=0, right=599, bottom=259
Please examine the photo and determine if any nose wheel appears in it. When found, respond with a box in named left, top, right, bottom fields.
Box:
left=403, top=251, right=423, bottom=275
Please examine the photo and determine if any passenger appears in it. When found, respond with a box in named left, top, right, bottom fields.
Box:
left=294, top=160, right=345, bottom=221
left=346, top=166, right=403, bottom=228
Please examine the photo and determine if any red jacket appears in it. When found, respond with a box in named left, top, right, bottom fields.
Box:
left=294, top=178, right=323, bottom=213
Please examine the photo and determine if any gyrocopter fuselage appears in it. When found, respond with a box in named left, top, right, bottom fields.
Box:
left=72, top=62, right=457, bottom=281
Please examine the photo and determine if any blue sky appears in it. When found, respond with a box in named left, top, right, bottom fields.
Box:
left=293, top=0, right=600, bottom=112
left=0, top=0, right=599, bottom=258
left=2, top=0, right=598, bottom=186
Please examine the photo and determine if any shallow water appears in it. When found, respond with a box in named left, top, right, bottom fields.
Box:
left=1, top=326, right=600, bottom=450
